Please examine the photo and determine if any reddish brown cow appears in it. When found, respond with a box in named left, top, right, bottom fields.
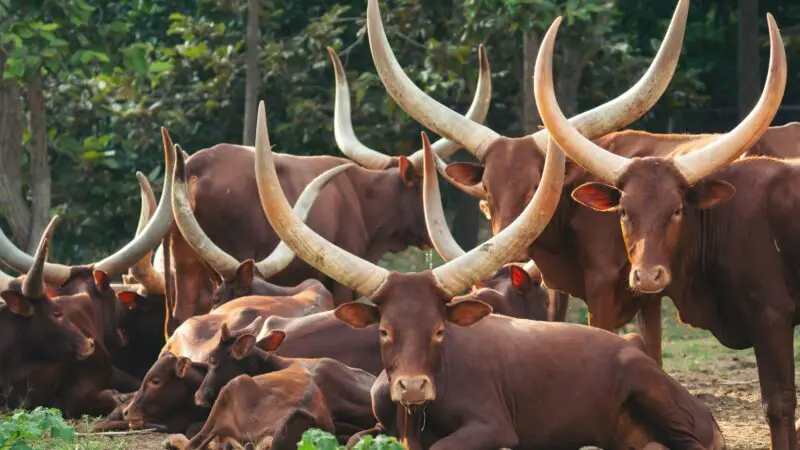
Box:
left=172, top=150, right=356, bottom=309
left=534, top=14, right=795, bottom=449
left=194, top=317, right=375, bottom=442
left=163, top=365, right=334, bottom=450
left=167, top=50, right=492, bottom=327
left=362, top=0, right=692, bottom=363
left=254, top=103, right=723, bottom=449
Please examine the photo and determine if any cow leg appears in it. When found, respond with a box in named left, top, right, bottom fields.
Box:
left=428, top=423, right=518, bottom=450
left=635, top=295, right=662, bottom=366
left=171, top=230, right=215, bottom=326
left=583, top=272, right=623, bottom=332
left=751, top=306, right=797, bottom=450
left=547, top=290, right=569, bottom=322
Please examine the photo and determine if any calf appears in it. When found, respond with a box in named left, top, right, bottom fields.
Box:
left=194, top=317, right=375, bottom=442
left=164, top=365, right=334, bottom=450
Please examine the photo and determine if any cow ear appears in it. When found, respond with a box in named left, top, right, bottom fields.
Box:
left=478, top=200, right=492, bottom=220
left=686, top=179, right=736, bottom=210
left=445, top=299, right=492, bottom=326
left=397, top=156, right=419, bottom=187
left=175, top=356, right=192, bottom=378
left=508, top=266, right=532, bottom=291
left=571, top=182, right=622, bottom=211
left=234, top=260, right=255, bottom=288
left=1, top=290, right=34, bottom=317
left=445, top=162, right=484, bottom=186
left=334, top=302, right=380, bottom=328
left=93, top=270, right=111, bottom=290
left=117, top=291, right=139, bottom=309
left=254, top=330, right=286, bottom=353
left=231, top=334, right=257, bottom=359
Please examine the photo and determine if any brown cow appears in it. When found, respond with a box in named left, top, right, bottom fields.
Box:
left=0, top=219, right=96, bottom=406
left=194, top=317, right=375, bottom=442
left=534, top=14, right=794, bottom=449
left=254, top=103, right=724, bottom=449
left=163, top=365, right=334, bottom=450
left=166, top=49, right=492, bottom=327
left=172, top=150, right=356, bottom=309
left=362, top=0, right=692, bottom=363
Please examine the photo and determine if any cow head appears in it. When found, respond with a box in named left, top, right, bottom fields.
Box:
left=254, top=102, right=564, bottom=406
left=1, top=217, right=95, bottom=363
left=123, top=352, right=207, bottom=427
left=172, top=150, right=353, bottom=307
left=470, top=263, right=549, bottom=320
left=534, top=14, right=785, bottom=294
left=194, top=317, right=285, bottom=407
left=363, top=0, right=689, bottom=239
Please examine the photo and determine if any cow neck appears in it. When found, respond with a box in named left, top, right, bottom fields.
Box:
left=252, top=349, right=294, bottom=373
left=349, top=167, right=425, bottom=261
left=0, top=310, right=31, bottom=386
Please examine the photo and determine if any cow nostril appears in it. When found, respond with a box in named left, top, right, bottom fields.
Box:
left=122, top=408, right=129, bottom=419
left=418, top=378, right=427, bottom=390
left=654, top=268, right=662, bottom=282
left=397, top=380, right=406, bottom=391
left=632, top=270, right=641, bottom=285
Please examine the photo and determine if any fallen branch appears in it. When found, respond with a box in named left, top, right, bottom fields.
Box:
left=76, top=428, right=159, bottom=437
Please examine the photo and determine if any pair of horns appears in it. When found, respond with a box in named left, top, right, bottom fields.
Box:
left=255, top=101, right=564, bottom=298
left=0, top=129, right=176, bottom=286
left=172, top=150, right=355, bottom=281
left=329, top=45, right=492, bottom=171
left=366, top=0, right=690, bottom=159
left=534, top=14, right=786, bottom=186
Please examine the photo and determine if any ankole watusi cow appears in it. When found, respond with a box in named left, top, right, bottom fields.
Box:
left=193, top=316, right=375, bottom=443
left=165, top=48, right=492, bottom=328
left=172, top=148, right=356, bottom=309
left=254, top=101, right=723, bottom=449
left=163, top=364, right=334, bottom=450
left=363, top=0, right=691, bottom=362
left=535, top=14, right=795, bottom=449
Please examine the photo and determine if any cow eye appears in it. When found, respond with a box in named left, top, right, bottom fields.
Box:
left=52, top=311, right=63, bottom=319
left=619, top=209, right=627, bottom=219
left=379, top=329, right=389, bottom=339
left=208, top=357, right=217, bottom=367
left=434, top=328, right=445, bottom=340
left=150, top=378, right=161, bottom=386
left=673, top=207, right=683, bottom=218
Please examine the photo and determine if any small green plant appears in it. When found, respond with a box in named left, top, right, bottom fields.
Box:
left=0, top=407, right=75, bottom=449
left=297, top=428, right=404, bottom=450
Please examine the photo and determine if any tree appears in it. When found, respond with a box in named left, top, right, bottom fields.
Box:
left=738, top=0, right=760, bottom=120
left=242, top=0, right=261, bottom=145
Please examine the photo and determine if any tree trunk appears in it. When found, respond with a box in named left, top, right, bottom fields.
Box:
left=447, top=152, right=480, bottom=251
left=522, top=30, right=542, bottom=134
left=554, top=40, right=585, bottom=118
left=737, top=0, right=760, bottom=120
left=26, top=73, right=51, bottom=254
left=0, top=50, right=32, bottom=250
left=242, top=0, right=261, bottom=145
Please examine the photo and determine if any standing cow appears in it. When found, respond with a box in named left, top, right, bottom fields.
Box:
left=533, top=14, right=794, bottom=449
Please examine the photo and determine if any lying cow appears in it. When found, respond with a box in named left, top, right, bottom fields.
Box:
left=163, top=364, right=334, bottom=450
left=194, top=317, right=375, bottom=442
left=254, top=96, right=724, bottom=448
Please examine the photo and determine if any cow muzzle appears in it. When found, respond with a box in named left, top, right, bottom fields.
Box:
left=391, top=375, right=435, bottom=406
left=75, top=338, right=95, bottom=360
left=194, top=389, right=212, bottom=408
left=629, top=265, right=670, bottom=293
left=122, top=403, right=144, bottom=428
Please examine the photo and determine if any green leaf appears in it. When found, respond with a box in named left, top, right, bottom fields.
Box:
left=40, top=23, right=59, bottom=32
left=123, top=45, right=149, bottom=75
left=149, top=60, right=173, bottom=74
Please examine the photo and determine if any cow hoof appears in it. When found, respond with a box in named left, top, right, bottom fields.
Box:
left=162, top=433, right=189, bottom=449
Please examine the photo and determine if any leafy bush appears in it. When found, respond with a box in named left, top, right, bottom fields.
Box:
left=297, top=428, right=404, bottom=450
left=0, top=407, right=75, bottom=449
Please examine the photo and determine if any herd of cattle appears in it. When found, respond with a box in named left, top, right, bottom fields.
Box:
left=2, top=0, right=800, bottom=448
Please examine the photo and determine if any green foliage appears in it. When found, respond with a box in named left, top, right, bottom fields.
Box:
left=0, top=407, right=75, bottom=449
left=297, top=428, right=404, bottom=450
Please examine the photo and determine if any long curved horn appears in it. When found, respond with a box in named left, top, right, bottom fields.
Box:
left=368, top=0, right=688, bottom=158
left=366, top=0, right=500, bottom=159
left=22, top=216, right=60, bottom=298
left=254, top=101, right=390, bottom=298
left=530, top=0, right=689, bottom=152
left=673, top=14, right=785, bottom=184
left=431, top=134, right=564, bottom=296
left=94, top=129, right=177, bottom=277
left=329, top=45, right=492, bottom=171
left=0, top=225, right=71, bottom=285
left=422, top=139, right=467, bottom=261
left=173, top=151, right=355, bottom=280
left=536, top=14, right=786, bottom=186
left=255, top=163, right=356, bottom=278
left=127, top=172, right=166, bottom=293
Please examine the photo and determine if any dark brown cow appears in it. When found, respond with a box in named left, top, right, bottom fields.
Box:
left=362, top=0, right=691, bottom=363
left=166, top=50, right=492, bottom=327
left=163, top=365, right=334, bottom=450
left=194, top=317, right=375, bottom=442
left=534, top=14, right=794, bottom=449
left=254, top=103, right=724, bottom=449
left=116, top=353, right=208, bottom=435
left=0, top=220, right=96, bottom=406
left=172, top=150, right=356, bottom=309
left=113, top=287, right=166, bottom=379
